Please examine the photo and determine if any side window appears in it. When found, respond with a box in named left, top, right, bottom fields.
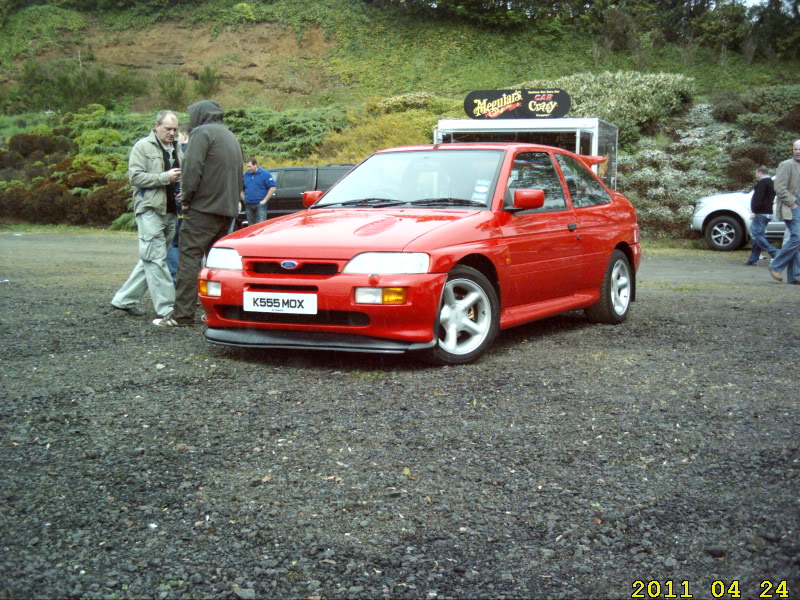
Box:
left=282, top=169, right=313, bottom=189
left=505, top=151, right=567, bottom=212
left=317, top=167, right=350, bottom=190
left=555, top=154, right=611, bottom=208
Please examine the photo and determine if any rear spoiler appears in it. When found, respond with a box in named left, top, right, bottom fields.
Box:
left=578, top=155, right=607, bottom=169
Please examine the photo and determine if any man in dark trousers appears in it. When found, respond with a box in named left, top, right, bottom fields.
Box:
left=744, top=165, right=777, bottom=265
left=154, top=100, right=243, bottom=327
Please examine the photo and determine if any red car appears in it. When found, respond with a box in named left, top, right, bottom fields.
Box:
left=200, top=143, right=640, bottom=365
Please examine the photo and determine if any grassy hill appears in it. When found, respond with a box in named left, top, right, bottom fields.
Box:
left=0, top=0, right=798, bottom=236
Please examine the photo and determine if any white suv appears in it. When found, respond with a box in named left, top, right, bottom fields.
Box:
left=690, top=191, right=785, bottom=251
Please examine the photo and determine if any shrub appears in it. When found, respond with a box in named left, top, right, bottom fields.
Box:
left=110, top=211, right=136, bottom=231
left=194, top=65, right=222, bottom=98
left=369, top=92, right=458, bottom=116
left=310, top=109, right=435, bottom=164
left=156, top=69, right=189, bottom=107
left=75, top=128, right=124, bottom=153
left=725, top=157, right=757, bottom=186
left=0, top=150, right=23, bottom=169
left=710, top=92, right=746, bottom=122
left=777, top=105, right=800, bottom=131
left=730, top=142, right=770, bottom=166
left=740, top=84, right=800, bottom=116
left=9, top=134, right=55, bottom=157
left=76, top=180, right=129, bottom=225
left=618, top=104, right=745, bottom=237
left=225, top=106, right=351, bottom=160
left=0, top=185, right=31, bottom=221
left=515, top=71, right=696, bottom=147
left=736, top=112, right=779, bottom=144
left=7, top=58, right=145, bottom=114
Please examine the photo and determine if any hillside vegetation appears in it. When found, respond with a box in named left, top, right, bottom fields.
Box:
left=0, top=0, right=798, bottom=236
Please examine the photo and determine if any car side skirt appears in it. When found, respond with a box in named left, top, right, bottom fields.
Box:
left=205, top=327, right=437, bottom=354
left=500, top=292, right=598, bottom=330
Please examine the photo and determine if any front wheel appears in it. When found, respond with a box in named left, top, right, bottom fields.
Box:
left=422, top=266, right=499, bottom=366
left=704, top=215, right=745, bottom=251
left=585, top=250, right=632, bottom=324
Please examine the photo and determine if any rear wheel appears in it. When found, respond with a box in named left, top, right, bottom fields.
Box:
left=585, top=250, right=632, bottom=324
left=704, top=215, right=745, bottom=251
left=423, top=266, right=499, bottom=365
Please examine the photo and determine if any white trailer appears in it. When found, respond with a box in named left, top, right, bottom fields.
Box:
left=434, top=117, right=619, bottom=189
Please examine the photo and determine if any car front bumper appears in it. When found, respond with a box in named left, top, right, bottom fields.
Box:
left=205, top=327, right=436, bottom=354
left=199, top=267, right=448, bottom=348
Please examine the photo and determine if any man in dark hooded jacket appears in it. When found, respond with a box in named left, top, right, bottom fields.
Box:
left=155, top=99, right=243, bottom=327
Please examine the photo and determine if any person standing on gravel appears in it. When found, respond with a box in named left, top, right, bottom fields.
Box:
left=241, top=157, right=277, bottom=225
left=745, top=165, right=778, bottom=265
left=154, top=100, right=243, bottom=327
left=166, top=124, right=191, bottom=284
left=111, top=110, right=182, bottom=317
left=768, top=139, right=800, bottom=285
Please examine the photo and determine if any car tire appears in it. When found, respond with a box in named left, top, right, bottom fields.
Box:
left=585, top=250, right=632, bottom=324
left=423, top=265, right=499, bottom=366
left=704, top=215, right=745, bottom=251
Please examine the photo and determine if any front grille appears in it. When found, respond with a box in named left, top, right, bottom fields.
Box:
left=251, top=262, right=338, bottom=275
left=219, top=306, right=370, bottom=326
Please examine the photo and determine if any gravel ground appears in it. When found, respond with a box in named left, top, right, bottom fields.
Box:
left=1, top=229, right=798, bottom=600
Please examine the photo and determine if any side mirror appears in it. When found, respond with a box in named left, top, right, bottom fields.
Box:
left=509, top=188, right=545, bottom=212
left=302, top=190, right=324, bottom=207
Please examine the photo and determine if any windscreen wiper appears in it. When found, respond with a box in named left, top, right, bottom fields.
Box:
left=316, top=198, right=405, bottom=208
left=405, top=198, right=487, bottom=207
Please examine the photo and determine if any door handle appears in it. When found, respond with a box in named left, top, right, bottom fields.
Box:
left=568, top=223, right=577, bottom=231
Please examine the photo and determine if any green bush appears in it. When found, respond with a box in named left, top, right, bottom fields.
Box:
left=75, top=128, right=125, bottom=153
left=619, top=104, right=745, bottom=237
left=369, top=92, right=459, bottom=116
left=0, top=178, right=128, bottom=226
left=710, top=92, right=746, bottom=122
left=156, top=69, right=190, bottom=108
left=726, top=157, right=757, bottom=186
left=730, top=142, right=770, bottom=166
left=740, top=84, right=800, bottom=115
left=515, top=71, right=696, bottom=147
left=194, top=65, right=222, bottom=98
left=310, top=109, right=435, bottom=164
left=224, top=106, right=350, bottom=160
left=5, top=59, right=145, bottom=114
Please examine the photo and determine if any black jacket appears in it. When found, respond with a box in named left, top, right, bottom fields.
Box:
left=181, top=100, right=243, bottom=217
left=750, top=176, right=775, bottom=214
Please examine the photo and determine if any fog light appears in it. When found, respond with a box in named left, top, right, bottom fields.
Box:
left=199, top=280, right=221, bottom=297
left=355, top=287, right=407, bottom=305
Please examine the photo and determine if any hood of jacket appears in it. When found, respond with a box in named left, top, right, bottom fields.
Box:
left=188, top=100, right=224, bottom=130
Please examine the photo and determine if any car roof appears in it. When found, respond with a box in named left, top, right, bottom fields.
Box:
left=374, top=142, right=569, bottom=154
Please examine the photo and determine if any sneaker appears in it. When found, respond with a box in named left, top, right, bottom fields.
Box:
left=153, top=316, right=188, bottom=327
left=111, top=303, right=146, bottom=317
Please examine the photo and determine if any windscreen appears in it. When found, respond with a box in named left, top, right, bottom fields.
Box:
left=315, top=150, right=503, bottom=208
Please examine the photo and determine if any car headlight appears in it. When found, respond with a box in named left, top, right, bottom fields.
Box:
left=206, top=247, right=243, bottom=270
left=343, top=252, right=429, bottom=274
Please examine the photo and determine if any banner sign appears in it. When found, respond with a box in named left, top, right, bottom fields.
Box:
left=464, top=89, right=571, bottom=119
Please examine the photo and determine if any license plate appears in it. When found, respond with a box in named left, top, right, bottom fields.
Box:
left=244, top=292, right=318, bottom=314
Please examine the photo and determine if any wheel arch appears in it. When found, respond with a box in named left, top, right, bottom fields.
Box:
left=703, top=210, right=749, bottom=240
left=614, top=242, right=637, bottom=302
left=453, top=253, right=500, bottom=302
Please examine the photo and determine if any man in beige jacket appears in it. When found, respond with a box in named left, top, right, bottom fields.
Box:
left=111, top=110, right=183, bottom=316
left=768, top=139, right=800, bottom=285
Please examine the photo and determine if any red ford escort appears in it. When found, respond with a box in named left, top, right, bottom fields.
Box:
left=200, top=143, right=640, bottom=365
